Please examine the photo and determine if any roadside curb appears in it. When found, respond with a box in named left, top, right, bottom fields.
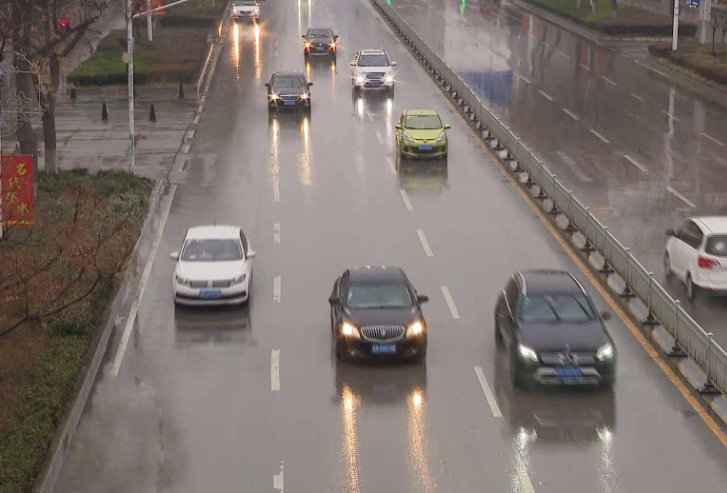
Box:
left=32, top=178, right=165, bottom=493
left=371, top=0, right=727, bottom=440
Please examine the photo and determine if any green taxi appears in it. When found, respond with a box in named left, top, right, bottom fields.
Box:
left=395, top=109, right=450, bottom=163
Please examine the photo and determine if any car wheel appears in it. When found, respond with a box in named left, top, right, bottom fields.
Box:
left=664, top=252, right=673, bottom=279
left=416, top=347, right=427, bottom=362
left=686, top=273, right=697, bottom=300
left=510, top=352, right=525, bottom=389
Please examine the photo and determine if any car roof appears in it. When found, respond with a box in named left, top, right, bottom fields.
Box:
left=186, top=225, right=241, bottom=240
left=517, top=269, right=585, bottom=296
left=272, top=71, right=305, bottom=78
left=404, top=109, right=440, bottom=116
left=360, top=49, right=387, bottom=56
left=349, top=266, right=407, bottom=283
left=692, top=216, right=727, bottom=234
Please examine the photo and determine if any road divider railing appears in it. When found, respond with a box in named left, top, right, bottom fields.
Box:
left=197, top=1, right=233, bottom=96
left=370, top=0, right=727, bottom=397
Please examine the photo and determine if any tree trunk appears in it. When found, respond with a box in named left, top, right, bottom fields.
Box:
left=577, top=0, right=582, bottom=8
left=12, top=2, right=39, bottom=180
left=41, top=54, right=60, bottom=173
left=591, top=0, right=598, bottom=14
left=610, top=0, right=617, bottom=18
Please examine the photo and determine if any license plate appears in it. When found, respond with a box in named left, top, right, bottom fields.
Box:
left=555, top=366, right=582, bottom=378
left=371, top=344, right=396, bottom=354
left=200, top=289, right=221, bottom=298
left=419, top=145, right=433, bottom=151
left=284, top=101, right=295, bottom=106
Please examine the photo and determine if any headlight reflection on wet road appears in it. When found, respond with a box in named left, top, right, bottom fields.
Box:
left=341, top=385, right=361, bottom=493
left=407, top=389, right=434, bottom=493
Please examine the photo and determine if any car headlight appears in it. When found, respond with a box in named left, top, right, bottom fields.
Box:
left=402, top=132, right=415, bottom=143
left=518, top=344, right=539, bottom=362
left=385, top=75, right=394, bottom=83
left=232, top=273, right=247, bottom=285
left=341, top=321, right=361, bottom=339
left=270, top=92, right=279, bottom=100
left=356, top=75, right=365, bottom=83
left=406, top=320, right=425, bottom=338
left=436, top=132, right=447, bottom=143
left=300, top=93, right=308, bottom=100
left=175, top=275, right=189, bottom=286
left=596, top=343, right=614, bottom=361
left=304, top=41, right=311, bottom=48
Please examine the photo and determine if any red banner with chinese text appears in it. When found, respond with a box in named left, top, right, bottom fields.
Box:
left=136, top=0, right=166, bottom=16
left=2, top=155, right=34, bottom=227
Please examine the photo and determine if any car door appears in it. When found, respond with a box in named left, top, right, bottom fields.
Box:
left=330, top=271, right=348, bottom=331
left=672, top=220, right=698, bottom=280
left=684, top=222, right=704, bottom=279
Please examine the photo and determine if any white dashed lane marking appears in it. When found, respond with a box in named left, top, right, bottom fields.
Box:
left=417, top=229, right=433, bottom=257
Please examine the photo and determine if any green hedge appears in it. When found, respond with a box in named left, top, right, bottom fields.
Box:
left=67, top=35, right=151, bottom=86
left=650, top=43, right=727, bottom=86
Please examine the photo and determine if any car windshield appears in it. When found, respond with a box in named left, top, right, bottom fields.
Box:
left=405, top=115, right=443, bottom=130
left=236, top=0, right=257, bottom=5
left=273, top=76, right=305, bottom=88
left=182, top=239, right=242, bottom=261
left=358, top=54, right=389, bottom=67
left=519, top=294, right=595, bottom=323
left=346, top=283, right=412, bottom=308
left=706, top=235, right=727, bottom=257
left=307, top=29, right=333, bottom=38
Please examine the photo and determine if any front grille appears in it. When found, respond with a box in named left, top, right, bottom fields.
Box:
left=190, top=281, right=209, bottom=289
left=212, top=280, right=231, bottom=288
left=360, top=325, right=405, bottom=342
left=367, top=72, right=386, bottom=79
left=539, top=351, right=596, bottom=366
left=280, top=94, right=300, bottom=101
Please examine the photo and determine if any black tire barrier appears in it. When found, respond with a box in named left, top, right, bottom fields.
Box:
left=149, top=104, right=157, bottom=122
left=102, top=102, right=109, bottom=121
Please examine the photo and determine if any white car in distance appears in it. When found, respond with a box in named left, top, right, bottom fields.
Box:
left=171, top=225, right=255, bottom=306
left=233, top=0, right=261, bottom=22
left=664, top=216, right=727, bottom=299
left=350, top=49, right=397, bottom=93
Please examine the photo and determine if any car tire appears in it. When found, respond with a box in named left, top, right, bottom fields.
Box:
left=495, top=319, right=504, bottom=348
left=510, top=352, right=525, bottom=389
left=664, top=252, right=673, bottom=279
left=686, top=273, right=697, bottom=300
left=416, top=348, right=427, bottom=362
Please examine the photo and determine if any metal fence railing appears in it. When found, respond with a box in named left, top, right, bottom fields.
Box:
left=370, top=0, right=726, bottom=396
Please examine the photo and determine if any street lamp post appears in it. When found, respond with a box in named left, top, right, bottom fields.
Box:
left=126, top=0, right=135, bottom=173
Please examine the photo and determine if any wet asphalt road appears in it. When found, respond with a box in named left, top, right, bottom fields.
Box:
left=55, top=0, right=727, bottom=492
left=391, top=0, right=727, bottom=346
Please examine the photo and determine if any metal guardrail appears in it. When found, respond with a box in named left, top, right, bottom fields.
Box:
left=196, top=2, right=232, bottom=96
left=370, top=0, right=727, bottom=396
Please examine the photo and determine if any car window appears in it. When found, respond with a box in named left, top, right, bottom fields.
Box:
left=345, top=283, right=412, bottom=308
left=181, top=239, right=242, bottom=261
left=239, top=232, right=248, bottom=255
left=358, top=54, right=389, bottom=67
left=272, top=76, right=305, bottom=88
left=504, top=278, right=519, bottom=314
left=683, top=221, right=704, bottom=249
left=307, top=29, right=333, bottom=38
left=706, top=235, right=727, bottom=257
left=236, top=0, right=257, bottom=5
left=519, top=294, right=595, bottom=323
left=405, top=115, right=443, bottom=130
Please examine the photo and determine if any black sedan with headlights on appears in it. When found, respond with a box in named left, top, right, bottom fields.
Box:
left=303, top=27, right=338, bottom=59
left=329, top=266, right=429, bottom=362
left=266, top=71, right=312, bottom=112
left=494, top=269, right=616, bottom=388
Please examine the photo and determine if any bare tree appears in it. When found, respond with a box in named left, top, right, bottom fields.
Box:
left=0, top=183, right=145, bottom=339
left=0, top=0, right=113, bottom=175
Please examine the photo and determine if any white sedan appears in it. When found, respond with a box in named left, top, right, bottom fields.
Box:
left=171, top=225, right=255, bottom=306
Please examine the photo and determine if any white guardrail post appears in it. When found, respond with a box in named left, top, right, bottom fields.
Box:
left=372, top=0, right=727, bottom=395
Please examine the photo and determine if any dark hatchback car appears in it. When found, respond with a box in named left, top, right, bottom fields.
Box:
left=494, top=270, right=615, bottom=388
left=303, top=27, right=338, bottom=59
left=266, top=71, right=312, bottom=112
left=329, top=266, right=429, bottom=362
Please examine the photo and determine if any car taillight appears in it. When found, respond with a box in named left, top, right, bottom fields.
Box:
left=698, top=255, right=720, bottom=270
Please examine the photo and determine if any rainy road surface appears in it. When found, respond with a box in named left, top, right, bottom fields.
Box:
left=390, top=0, right=727, bottom=347
left=55, top=0, right=727, bottom=492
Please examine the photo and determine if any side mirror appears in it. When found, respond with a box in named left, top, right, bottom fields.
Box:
left=170, top=251, right=179, bottom=261
left=665, top=228, right=675, bottom=236
left=329, top=295, right=339, bottom=305
left=301, top=35, right=306, bottom=38
left=349, top=61, right=355, bottom=66
left=265, top=83, right=270, bottom=88
left=600, top=311, right=612, bottom=321
left=395, top=123, right=401, bottom=130
left=417, top=294, right=429, bottom=304
left=334, top=35, right=339, bottom=39
left=391, top=61, right=398, bottom=66
left=247, top=250, right=256, bottom=259
left=308, top=82, right=313, bottom=86
left=444, top=124, right=451, bottom=129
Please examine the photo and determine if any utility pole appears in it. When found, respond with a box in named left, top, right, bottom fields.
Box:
left=147, top=0, right=153, bottom=41
left=127, top=0, right=135, bottom=173
left=672, top=0, right=680, bottom=51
